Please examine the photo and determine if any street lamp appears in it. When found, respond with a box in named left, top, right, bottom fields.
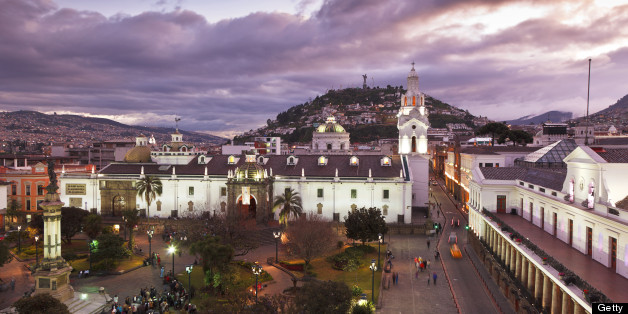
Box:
left=273, top=231, right=281, bottom=262
left=186, top=265, right=193, bottom=303
left=377, top=233, right=382, bottom=269
left=17, top=225, right=22, bottom=253
left=168, top=245, right=176, bottom=276
left=370, top=259, right=377, bottom=303
left=252, top=262, right=263, bottom=303
left=147, top=229, right=154, bottom=265
left=123, top=217, right=127, bottom=241
left=34, top=236, right=39, bottom=267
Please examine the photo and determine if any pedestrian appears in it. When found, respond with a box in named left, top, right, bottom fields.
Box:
left=395, top=272, right=399, bottom=285
left=437, top=210, right=440, bottom=217
left=157, top=256, right=161, bottom=266
left=427, top=276, right=430, bottom=285
left=10, top=277, right=15, bottom=291
left=160, top=266, right=165, bottom=278
left=433, top=272, right=438, bottom=285
left=415, top=269, right=419, bottom=279
left=114, top=295, right=118, bottom=305
left=427, top=259, right=431, bottom=269
left=427, top=239, right=431, bottom=249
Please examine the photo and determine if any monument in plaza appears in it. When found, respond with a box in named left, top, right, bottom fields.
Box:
left=32, top=160, right=74, bottom=301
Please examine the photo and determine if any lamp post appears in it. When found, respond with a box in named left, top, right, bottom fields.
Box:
left=147, top=229, right=154, bottom=265
left=168, top=245, right=176, bottom=276
left=17, top=225, right=22, bottom=253
left=252, top=263, right=263, bottom=303
left=370, top=259, right=377, bottom=303
left=186, top=265, right=193, bottom=303
left=34, top=235, right=39, bottom=267
left=273, top=231, right=281, bottom=262
left=123, top=217, right=127, bottom=241
left=377, top=233, right=382, bottom=269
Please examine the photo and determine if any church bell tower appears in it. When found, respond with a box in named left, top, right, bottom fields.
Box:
left=397, top=62, right=429, bottom=155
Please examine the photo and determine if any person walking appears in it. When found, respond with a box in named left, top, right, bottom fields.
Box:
left=433, top=272, right=438, bottom=285
left=427, top=239, right=431, bottom=249
left=427, top=275, right=430, bottom=285
left=10, top=277, right=15, bottom=291
left=160, top=266, right=165, bottom=278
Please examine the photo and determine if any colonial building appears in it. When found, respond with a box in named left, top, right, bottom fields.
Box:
left=468, top=145, right=628, bottom=279
left=309, top=116, right=351, bottom=155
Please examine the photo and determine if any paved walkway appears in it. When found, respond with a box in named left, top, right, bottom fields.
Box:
left=497, top=213, right=628, bottom=303
left=377, top=234, right=458, bottom=314
left=0, top=257, right=35, bottom=310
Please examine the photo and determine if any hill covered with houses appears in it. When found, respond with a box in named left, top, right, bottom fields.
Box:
left=235, top=86, right=488, bottom=144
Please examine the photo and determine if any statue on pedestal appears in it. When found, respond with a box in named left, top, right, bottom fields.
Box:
left=32, top=160, right=74, bottom=302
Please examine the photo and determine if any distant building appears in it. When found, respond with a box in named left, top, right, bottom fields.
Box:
left=309, top=116, right=351, bottom=155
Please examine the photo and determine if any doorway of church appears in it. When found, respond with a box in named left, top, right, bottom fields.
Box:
left=112, top=195, right=125, bottom=217
left=237, top=196, right=257, bottom=220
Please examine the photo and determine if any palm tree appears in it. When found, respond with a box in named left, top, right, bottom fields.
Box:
left=136, top=176, right=163, bottom=223
left=272, top=188, right=303, bottom=226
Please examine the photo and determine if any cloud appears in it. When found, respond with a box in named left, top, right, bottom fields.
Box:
left=0, top=0, right=626, bottom=136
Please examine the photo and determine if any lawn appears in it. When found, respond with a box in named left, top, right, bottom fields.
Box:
left=284, top=243, right=383, bottom=302
left=68, top=254, right=145, bottom=273
left=11, top=239, right=89, bottom=261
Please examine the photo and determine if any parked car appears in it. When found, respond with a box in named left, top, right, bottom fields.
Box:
left=448, top=232, right=457, bottom=244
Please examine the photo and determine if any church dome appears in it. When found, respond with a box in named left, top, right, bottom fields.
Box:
left=236, top=162, right=265, bottom=180
left=124, top=146, right=152, bottom=163
left=316, top=116, right=346, bottom=133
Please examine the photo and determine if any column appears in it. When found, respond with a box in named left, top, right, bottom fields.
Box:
left=542, top=274, right=552, bottom=310
left=527, top=262, right=535, bottom=293
left=535, top=268, right=543, bottom=302
left=521, top=258, right=528, bottom=287
left=509, top=246, right=515, bottom=272
left=504, top=242, right=510, bottom=267
left=562, top=293, right=574, bottom=314
left=551, top=282, right=562, bottom=314
left=497, top=237, right=502, bottom=260
left=515, top=252, right=522, bottom=280
left=573, top=299, right=586, bottom=314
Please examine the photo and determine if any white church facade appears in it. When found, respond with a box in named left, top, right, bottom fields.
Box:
left=58, top=66, right=431, bottom=224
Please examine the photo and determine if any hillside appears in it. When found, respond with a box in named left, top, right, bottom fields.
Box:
left=0, top=110, right=226, bottom=150
left=235, top=86, right=479, bottom=144
left=506, top=111, right=572, bottom=125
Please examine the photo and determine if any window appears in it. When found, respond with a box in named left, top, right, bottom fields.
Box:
left=485, top=163, right=493, bottom=167
left=285, top=187, right=291, bottom=195
left=189, top=186, right=194, bottom=196
left=350, top=156, right=359, bottom=166
left=11, top=185, right=16, bottom=195
left=26, top=200, right=31, bottom=211
left=317, top=203, right=323, bottom=215
left=382, top=205, right=389, bottom=216
left=156, top=200, right=162, bottom=211
left=381, top=156, right=391, bottom=166
left=479, top=163, right=483, bottom=167
left=519, top=182, right=524, bottom=186
left=383, top=189, right=390, bottom=199
left=25, top=184, right=31, bottom=196
left=318, top=156, right=327, bottom=166
left=528, top=184, right=534, bottom=189
left=539, top=188, right=545, bottom=193
left=221, top=187, right=227, bottom=196
left=188, top=201, right=194, bottom=211
left=37, top=185, right=45, bottom=196
left=551, top=191, right=557, bottom=196
left=496, top=163, right=499, bottom=167
left=350, top=189, right=357, bottom=198
left=228, top=155, right=236, bottom=164
left=317, top=188, right=324, bottom=198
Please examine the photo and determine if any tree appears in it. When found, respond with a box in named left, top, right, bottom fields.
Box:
left=29, top=213, right=44, bottom=235
left=476, top=122, right=509, bottom=146
left=498, top=129, right=533, bottom=146
left=92, top=233, right=130, bottom=261
left=0, top=242, right=11, bottom=266
left=6, top=199, right=22, bottom=226
left=83, top=214, right=102, bottom=240
left=294, top=280, right=352, bottom=314
left=189, top=235, right=234, bottom=281
left=272, top=188, right=303, bottom=226
left=136, top=176, right=163, bottom=223
left=344, top=207, right=388, bottom=245
left=61, top=207, right=88, bottom=244
left=285, top=213, right=336, bottom=266
left=13, top=293, right=70, bottom=314
left=122, top=209, right=140, bottom=250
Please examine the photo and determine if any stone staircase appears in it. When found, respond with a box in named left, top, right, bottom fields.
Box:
left=65, top=293, right=109, bottom=314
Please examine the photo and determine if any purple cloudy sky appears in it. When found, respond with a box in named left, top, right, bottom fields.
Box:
left=1, top=0, right=627, bottom=138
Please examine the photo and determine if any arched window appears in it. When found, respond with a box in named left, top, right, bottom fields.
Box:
left=350, top=156, right=359, bottom=166
left=228, top=155, right=236, bottom=165
left=327, top=143, right=332, bottom=150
